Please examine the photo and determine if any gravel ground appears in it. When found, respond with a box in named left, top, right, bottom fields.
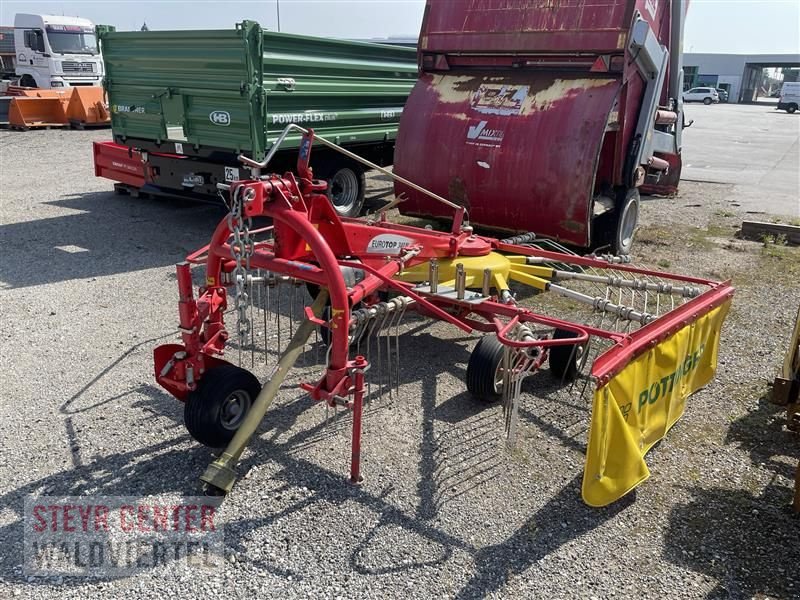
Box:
left=1, top=128, right=799, bottom=599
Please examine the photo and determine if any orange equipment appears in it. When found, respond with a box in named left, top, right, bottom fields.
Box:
left=66, top=87, right=110, bottom=128
left=8, top=95, right=68, bottom=129
left=6, top=86, right=109, bottom=130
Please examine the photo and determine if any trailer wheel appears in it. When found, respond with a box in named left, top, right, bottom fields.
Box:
left=703, top=97, right=712, bottom=105
left=548, top=329, right=587, bottom=382
left=466, top=335, right=505, bottom=402
left=184, top=364, right=261, bottom=448
left=613, top=188, right=640, bottom=256
left=325, top=163, right=365, bottom=218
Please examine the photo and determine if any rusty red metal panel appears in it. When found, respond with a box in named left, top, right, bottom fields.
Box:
left=641, top=152, right=682, bottom=195
left=93, top=141, right=145, bottom=188
left=394, top=73, right=620, bottom=246
left=421, top=0, right=633, bottom=55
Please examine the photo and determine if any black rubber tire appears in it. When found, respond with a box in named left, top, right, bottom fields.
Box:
left=20, top=74, right=37, bottom=88
left=591, top=188, right=640, bottom=255
left=324, top=163, right=366, bottom=218
left=787, top=104, right=798, bottom=114
left=184, top=364, right=261, bottom=448
left=612, top=188, right=640, bottom=256
left=548, top=329, right=586, bottom=382
left=703, top=97, right=712, bottom=105
left=466, top=335, right=505, bottom=402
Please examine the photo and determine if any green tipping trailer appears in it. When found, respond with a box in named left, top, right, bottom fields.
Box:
left=99, top=20, right=417, bottom=216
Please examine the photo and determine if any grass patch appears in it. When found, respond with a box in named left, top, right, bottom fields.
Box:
left=770, top=216, right=800, bottom=227
left=636, top=225, right=674, bottom=246
left=759, top=240, right=800, bottom=284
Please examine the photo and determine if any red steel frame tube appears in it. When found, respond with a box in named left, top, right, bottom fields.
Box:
left=350, top=355, right=368, bottom=483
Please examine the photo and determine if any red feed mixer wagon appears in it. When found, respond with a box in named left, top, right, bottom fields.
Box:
left=152, top=125, right=732, bottom=507
left=394, top=0, right=690, bottom=255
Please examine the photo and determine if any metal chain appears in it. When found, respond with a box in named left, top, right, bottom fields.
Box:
left=227, top=186, right=254, bottom=344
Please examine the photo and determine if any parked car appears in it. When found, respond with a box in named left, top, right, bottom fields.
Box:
left=715, top=88, right=729, bottom=102
left=683, top=87, right=719, bottom=104
left=777, top=82, right=800, bottom=114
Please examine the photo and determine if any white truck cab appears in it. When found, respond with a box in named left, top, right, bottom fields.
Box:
left=14, top=13, right=103, bottom=89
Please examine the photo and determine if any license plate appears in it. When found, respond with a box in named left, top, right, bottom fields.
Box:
left=182, top=174, right=204, bottom=187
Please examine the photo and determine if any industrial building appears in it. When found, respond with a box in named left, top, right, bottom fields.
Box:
left=0, top=26, right=14, bottom=75
left=683, top=53, right=800, bottom=103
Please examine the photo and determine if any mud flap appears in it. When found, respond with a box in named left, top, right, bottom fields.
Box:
left=582, top=300, right=731, bottom=506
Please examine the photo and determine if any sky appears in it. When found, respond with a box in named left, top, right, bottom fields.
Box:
left=2, top=0, right=799, bottom=55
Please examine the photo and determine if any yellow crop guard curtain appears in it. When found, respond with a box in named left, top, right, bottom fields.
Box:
left=582, top=301, right=732, bottom=506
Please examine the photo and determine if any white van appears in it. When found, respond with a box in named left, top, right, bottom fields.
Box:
left=14, top=13, right=103, bottom=88
left=777, top=82, right=800, bottom=114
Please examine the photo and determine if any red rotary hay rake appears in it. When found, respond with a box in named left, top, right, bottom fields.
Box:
left=154, top=125, right=734, bottom=506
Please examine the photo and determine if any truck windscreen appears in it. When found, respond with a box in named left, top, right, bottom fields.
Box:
left=47, top=31, right=98, bottom=55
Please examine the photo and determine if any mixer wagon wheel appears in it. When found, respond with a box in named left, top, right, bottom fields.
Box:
left=324, top=161, right=366, bottom=218
left=184, top=365, right=261, bottom=448
left=548, top=329, right=587, bottom=382
left=612, top=188, right=640, bottom=256
left=591, top=188, right=639, bottom=256
left=466, top=335, right=505, bottom=402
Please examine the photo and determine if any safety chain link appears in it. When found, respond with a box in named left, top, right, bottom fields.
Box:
left=227, top=187, right=255, bottom=342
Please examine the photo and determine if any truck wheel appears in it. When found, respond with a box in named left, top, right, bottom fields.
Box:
left=184, top=364, right=260, bottom=448
left=613, top=188, right=640, bottom=256
left=787, top=104, right=798, bottom=114
left=326, top=163, right=365, bottom=218
left=466, top=335, right=505, bottom=402
left=703, top=97, right=712, bottom=105
left=20, top=75, right=37, bottom=88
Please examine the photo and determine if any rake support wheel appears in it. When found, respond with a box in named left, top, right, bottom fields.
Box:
left=466, top=335, right=505, bottom=402
left=185, top=364, right=261, bottom=448
left=548, top=329, right=586, bottom=383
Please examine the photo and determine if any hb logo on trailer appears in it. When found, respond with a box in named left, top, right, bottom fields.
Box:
left=209, top=111, right=231, bottom=126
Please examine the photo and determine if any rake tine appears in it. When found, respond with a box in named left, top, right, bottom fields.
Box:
left=502, top=346, right=512, bottom=433
left=298, top=283, right=308, bottom=369
left=376, top=308, right=392, bottom=400
left=290, top=280, right=298, bottom=341
left=626, top=288, right=635, bottom=335
left=578, top=341, right=597, bottom=400
left=505, top=351, right=523, bottom=448
left=385, top=305, right=403, bottom=400
left=265, top=274, right=271, bottom=369
left=511, top=363, right=524, bottom=447
left=259, top=271, right=266, bottom=371
left=395, top=301, right=407, bottom=401
left=364, top=317, right=375, bottom=401
left=560, top=341, right=578, bottom=387
left=250, top=275, right=255, bottom=369
left=611, top=285, right=622, bottom=332
left=277, top=280, right=283, bottom=356
left=568, top=336, right=590, bottom=394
